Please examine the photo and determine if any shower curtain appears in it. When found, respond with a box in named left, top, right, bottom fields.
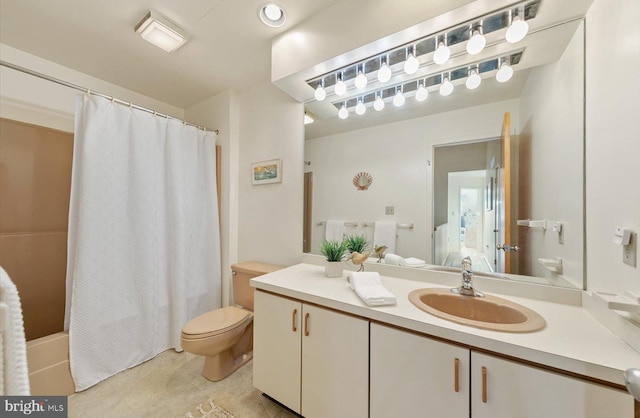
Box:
left=65, top=94, right=221, bottom=391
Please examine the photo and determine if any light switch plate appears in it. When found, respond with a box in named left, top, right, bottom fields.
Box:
left=624, top=232, right=637, bottom=267
left=385, top=206, right=394, bottom=215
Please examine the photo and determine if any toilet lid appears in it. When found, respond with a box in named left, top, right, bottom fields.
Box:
left=182, top=306, right=251, bottom=338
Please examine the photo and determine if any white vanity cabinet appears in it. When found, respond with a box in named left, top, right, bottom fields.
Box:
left=253, top=290, right=369, bottom=418
left=370, top=324, right=634, bottom=418
left=471, top=351, right=634, bottom=418
left=370, top=323, right=470, bottom=417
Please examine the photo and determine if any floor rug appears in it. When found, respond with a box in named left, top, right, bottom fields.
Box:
left=185, top=399, right=236, bottom=418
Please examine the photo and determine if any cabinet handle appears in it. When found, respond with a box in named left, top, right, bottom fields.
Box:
left=292, top=309, right=297, bottom=332
left=304, top=313, right=310, bottom=336
left=482, top=366, right=487, bottom=403
left=454, top=358, right=460, bottom=392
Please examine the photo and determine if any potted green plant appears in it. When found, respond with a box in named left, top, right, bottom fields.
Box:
left=319, top=239, right=347, bottom=277
left=343, top=234, right=371, bottom=254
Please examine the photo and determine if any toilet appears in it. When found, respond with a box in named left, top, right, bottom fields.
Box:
left=180, top=261, right=282, bottom=381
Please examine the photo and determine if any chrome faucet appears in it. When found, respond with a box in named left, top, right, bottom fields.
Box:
left=451, top=256, right=484, bottom=297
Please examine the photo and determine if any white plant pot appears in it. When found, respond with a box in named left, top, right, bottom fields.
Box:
left=325, top=261, right=343, bottom=278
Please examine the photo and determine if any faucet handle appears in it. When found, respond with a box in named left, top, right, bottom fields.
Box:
left=461, top=256, right=472, bottom=271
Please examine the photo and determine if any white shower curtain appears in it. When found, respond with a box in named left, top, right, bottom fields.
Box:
left=65, top=94, right=221, bottom=391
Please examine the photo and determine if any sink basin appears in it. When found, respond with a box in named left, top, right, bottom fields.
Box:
left=408, top=288, right=545, bottom=332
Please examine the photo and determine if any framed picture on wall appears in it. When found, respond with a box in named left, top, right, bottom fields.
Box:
left=251, top=158, right=282, bottom=185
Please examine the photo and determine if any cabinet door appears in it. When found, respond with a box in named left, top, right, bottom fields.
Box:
left=471, top=351, right=634, bottom=418
left=253, top=291, right=302, bottom=413
left=370, top=323, right=470, bottom=418
left=301, top=304, right=369, bottom=418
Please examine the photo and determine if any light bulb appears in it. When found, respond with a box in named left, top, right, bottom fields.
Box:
left=415, top=83, right=429, bottom=102
left=440, top=77, right=454, bottom=96
left=404, top=52, right=419, bottom=75
left=374, top=95, right=385, bottom=111
left=264, top=4, right=282, bottom=21
left=338, top=104, right=349, bottom=119
left=433, top=41, right=450, bottom=65
left=466, top=70, right=481, bottom=90
left=355, top=99, right=366, bottom=115
left=355, top=70, right=368, bottom=90
left=334, top=75, right=347, bottom=96
left=378, top=61, right=392, bottom=83
left=506, top=16, right=529, bottom=43
left=314, top=84, right=326, bottom=101
left=466, top=29, right=486, bottom=55
left=496, top=63, right=514, bottom=83
left=393, top=90, right=405, bottom=107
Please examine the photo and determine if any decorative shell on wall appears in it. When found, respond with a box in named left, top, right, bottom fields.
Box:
left=353, top=172, right=372, bottom=190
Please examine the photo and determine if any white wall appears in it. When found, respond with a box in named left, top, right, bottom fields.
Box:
left=185, top=90, right=240, bottom=307
left=585, top=0, right=640, bottom=293
left=0, top=44, right=183, bottom=132
left=517, top=22, right=584, bottom=288
left=237, top=81, right=305, bottom=266
left=305, top=99, right=519, bottom=262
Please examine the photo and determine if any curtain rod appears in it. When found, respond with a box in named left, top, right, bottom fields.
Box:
left=0, top=60, right=219, bottom=135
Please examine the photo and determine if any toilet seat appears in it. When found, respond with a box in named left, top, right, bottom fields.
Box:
left=181, top=306, right=252, bottom=340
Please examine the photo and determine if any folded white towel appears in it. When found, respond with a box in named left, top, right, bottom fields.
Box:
left=325, top=220, right=345, bottom=242
left=383, top=253, right=403, bottom=265
left=0, top=266, right=30, bottom=395
left=374, top=221, right=397, bottom=254
left=346, top=272, right=396, bottom=306
left=399, top=257, right=426, bottom=267
left=347, top=271, right=381, bottom=289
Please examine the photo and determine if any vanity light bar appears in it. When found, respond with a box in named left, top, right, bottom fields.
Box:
left=306, top=0, right=539, bottom=96
left=332, top=51, right=523, bottom=111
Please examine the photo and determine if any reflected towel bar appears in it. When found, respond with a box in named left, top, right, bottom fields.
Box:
left=362, top=221, right=414, bottom=229
left=317, top=221, right=358, bottom=227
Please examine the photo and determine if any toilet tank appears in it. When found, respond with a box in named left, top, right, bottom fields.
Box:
left=231, top=261, right=282, bottom=311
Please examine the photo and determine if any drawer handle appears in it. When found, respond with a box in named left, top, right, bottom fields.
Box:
left=454, top=358, right=460, bottom=393
left=304, top=313, right=310, bottom=336
left=292, top=309, right=297, bottom=332
left=482, top=366, right=487, bottom=403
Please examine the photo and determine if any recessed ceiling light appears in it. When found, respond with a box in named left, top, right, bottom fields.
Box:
left=135, top=11, right=188, bottom=53
left=259, top=3, right=286, bottom=28
left=304, top=113, right=314, bottom=124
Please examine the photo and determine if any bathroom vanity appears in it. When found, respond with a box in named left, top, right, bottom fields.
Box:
left=251, top=263, right=638, bottom=417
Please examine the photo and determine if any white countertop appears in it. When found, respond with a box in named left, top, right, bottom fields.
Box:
left=251, top=263, right=640, bottom=387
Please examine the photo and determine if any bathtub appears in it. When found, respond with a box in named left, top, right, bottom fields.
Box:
left=26, top=331, right=75, bottom=395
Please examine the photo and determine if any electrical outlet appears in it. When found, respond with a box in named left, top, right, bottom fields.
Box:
left=623, top=233, right=637, bottom=267
left=385, top=206, right=394, bottom=215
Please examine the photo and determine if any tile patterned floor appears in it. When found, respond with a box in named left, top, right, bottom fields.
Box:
left=68, top=350, right=298, bottom=418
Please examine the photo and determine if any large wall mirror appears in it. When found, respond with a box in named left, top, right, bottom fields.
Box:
left=303, top=18, right=585, bottom=290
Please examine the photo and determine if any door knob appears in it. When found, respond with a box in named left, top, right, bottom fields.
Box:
left=497, top=244, right=520, bottom=252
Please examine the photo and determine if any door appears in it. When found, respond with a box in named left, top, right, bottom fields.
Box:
left=497, top=112, right=513, bottom=273
left=471, top=351, right=634, bottom=418
left=301, top=304, right=369, bottom=418
left=303, top=172, right=313, bottom=253
left=370, top=323, right=470, bottom=417
left=253, top=291, right=302, bottom=413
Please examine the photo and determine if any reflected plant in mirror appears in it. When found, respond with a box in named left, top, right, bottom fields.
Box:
left=303, top=20, right=585, bottom=290
left=344, top=234, right=371, bottom=254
